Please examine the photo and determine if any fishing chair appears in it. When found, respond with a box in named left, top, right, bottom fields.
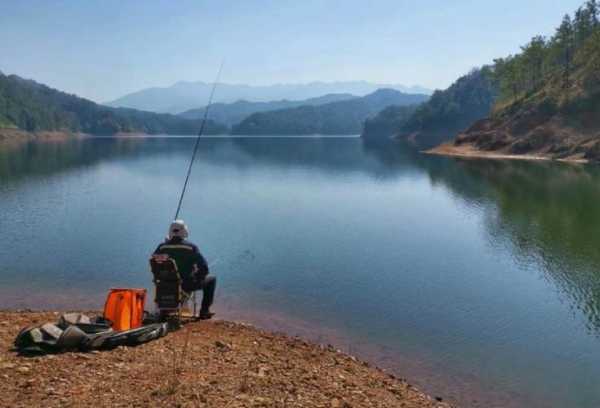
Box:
left=149, top=254, right=198, bottom=322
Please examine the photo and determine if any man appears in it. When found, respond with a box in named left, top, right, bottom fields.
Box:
left=153, top=220, right=216, bottom=319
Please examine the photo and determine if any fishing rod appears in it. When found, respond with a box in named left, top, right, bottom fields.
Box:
left=173, top=62, right=224, bottom=220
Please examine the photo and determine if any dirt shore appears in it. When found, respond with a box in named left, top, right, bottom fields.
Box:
left=0, top=311, right=450, bottom=407
left=0, top=128, right=80, bottom=145
left=425, top=142, right=588, bottom=164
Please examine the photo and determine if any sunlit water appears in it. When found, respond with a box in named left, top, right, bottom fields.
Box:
left=2, top=136, right=600, bottom=407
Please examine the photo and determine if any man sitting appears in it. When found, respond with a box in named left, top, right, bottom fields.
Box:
left=153, top=220, right=216, bottom=320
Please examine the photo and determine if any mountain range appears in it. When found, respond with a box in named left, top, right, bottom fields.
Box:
left=179, top=93, right=357, bottom=126
left=231, top=89, right=429, bottom=135
left=106, top=81, right=432, bottom=114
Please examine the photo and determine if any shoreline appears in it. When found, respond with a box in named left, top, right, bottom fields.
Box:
left=0, top=128, right=83, bottom=145
left=0, top=311, right=450, bottom=407
left=425, top=142, right=589, bottom=164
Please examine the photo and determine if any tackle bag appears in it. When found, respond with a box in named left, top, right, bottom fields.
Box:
left=103, top=288, right=146, bottom=331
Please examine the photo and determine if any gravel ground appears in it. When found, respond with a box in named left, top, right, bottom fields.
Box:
left=0, top=311, right=451, bottom=407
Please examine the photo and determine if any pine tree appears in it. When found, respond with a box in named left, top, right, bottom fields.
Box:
left=554, top=14, right=575, bottom=89
left=520, top=36, right=547, bottom=90
left=574, top=7, right=591, bottom=47
left=587, top=0, right=599, bottom=27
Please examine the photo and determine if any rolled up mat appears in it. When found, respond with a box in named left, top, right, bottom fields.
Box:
left=95, top=323, right=168, bottom=349
left=56, top=325, right=89, bottom=349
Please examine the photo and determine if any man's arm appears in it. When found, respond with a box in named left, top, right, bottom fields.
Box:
left=193, top=245, right=209, bottom=279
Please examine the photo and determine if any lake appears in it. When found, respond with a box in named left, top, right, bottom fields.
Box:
left=2, top=136, right=600, bottom=407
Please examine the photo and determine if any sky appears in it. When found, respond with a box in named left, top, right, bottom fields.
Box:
left=0, top=0, right=585, bottom=102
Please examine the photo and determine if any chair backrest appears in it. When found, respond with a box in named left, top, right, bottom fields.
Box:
left=150, top=255, right=183, bottom=311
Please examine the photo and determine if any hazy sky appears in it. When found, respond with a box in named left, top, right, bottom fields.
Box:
left=0, top=0, right=584, bottom=102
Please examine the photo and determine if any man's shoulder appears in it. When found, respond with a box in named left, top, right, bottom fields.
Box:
left=181, top=240, right=199, bottom=251
left=158, top=239, right=198, bottom=251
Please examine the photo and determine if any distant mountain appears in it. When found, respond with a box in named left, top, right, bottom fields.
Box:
left=0, top=72, right=227, bottom=136
left=179, top=93, right=358, bottom=126
left=231, top=89, right=429, bottom=135
left=106, top=81, right=432, bottom=114
left=362, top=68, right=497, bottom=148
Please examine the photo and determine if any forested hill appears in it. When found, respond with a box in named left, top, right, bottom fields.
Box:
left=231, top=89, right=429, bottom=135
left=0, top=73, right=227, bottom=136
left=362, top=68, right=498, bottom=148
left=438, top=0, right=600, bottom=161
left=178, top=93, right=357, bottom=126
left=362, top=105, right=420, bottom=139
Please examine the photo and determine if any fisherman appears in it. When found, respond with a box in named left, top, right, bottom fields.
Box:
left=153, top=220, right=216, bottom=320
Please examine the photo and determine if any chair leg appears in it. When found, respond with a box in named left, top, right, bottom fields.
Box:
left=192, top=291, right=198, bottom=318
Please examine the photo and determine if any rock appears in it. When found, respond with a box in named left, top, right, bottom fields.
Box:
left=252, top=396, right=272, bottom=406
left=17, top=366, right=31, bottom=374
left=1, top=363, right=16, bottom=369
left=215, top=340, right=232, bottom=352
left=257, top=366, right=270, bottom=378
left=331, top=398, right=341, bottom=408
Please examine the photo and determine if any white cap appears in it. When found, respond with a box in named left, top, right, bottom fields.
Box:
left=168, top=219, right=189, bottom=239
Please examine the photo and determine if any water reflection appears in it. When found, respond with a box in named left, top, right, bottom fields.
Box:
left=424, top=158, right=600, bottom=334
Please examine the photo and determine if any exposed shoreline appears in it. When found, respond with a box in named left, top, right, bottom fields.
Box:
left=0, top=311, right=450, bottom=407
left=0, top=128, right=82, bottom=145
left=425, top=142, right=589, bottom=164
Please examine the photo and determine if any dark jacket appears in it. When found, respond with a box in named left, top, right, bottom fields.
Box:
left=153, top=237, right=209, bottom=283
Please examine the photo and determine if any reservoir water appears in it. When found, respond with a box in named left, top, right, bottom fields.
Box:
left=2, top=136, right=600, bottom=407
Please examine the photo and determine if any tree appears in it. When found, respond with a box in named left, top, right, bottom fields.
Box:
left=587, top=0, right=599, bottom=27
left=520, top=36, right=547, bottom=90
left=575, top=29, right=600, bottom=88
left=553, top=14, right=575, bottom=89
left=574, top=7, right=592, bottom=47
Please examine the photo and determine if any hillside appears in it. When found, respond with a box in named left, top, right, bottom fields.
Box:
left=179, top=93, right=357, bottom=126
left=362, top=105, right=420, bottom=140
left=107, top=81, right=432, bottom=114
left=0, top=73, right=227, bottom=136
left=431, top=1, right=600, bottom=162
left=231, top=89, right=429, bottom=135
left=361, top=68, right=497, bottom=148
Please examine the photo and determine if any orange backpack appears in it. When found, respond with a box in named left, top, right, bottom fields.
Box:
left=103, top=288, right=146, bottom=331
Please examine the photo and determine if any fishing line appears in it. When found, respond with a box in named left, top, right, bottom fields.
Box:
left=173, top=61, right=224, bottom=220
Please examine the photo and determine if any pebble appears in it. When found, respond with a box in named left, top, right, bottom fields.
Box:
left=17, top=366, right=31, bottom=374
left=257, top=366, right=270, bottom=378
left=215, top=340, right=232, bottom=351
